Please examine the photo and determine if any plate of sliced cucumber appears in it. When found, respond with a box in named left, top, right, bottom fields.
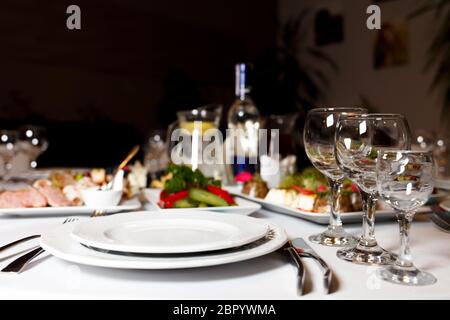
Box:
left=143, top=188, right=261, bottom=216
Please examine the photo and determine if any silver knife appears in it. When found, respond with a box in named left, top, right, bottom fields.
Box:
left=284, top=241, right=306, bottom=295
left=292, top=237, right=332, bottom=294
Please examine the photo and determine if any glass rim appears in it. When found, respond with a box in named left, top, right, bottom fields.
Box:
left=308, top=107, right=367, bottom=114
left=339, top=113, right=406, bottom=120
left=377, top=149, right=433, bottom=156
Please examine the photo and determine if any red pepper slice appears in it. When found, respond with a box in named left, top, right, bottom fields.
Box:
left=164, top=200, right=174, bottom=209
left=161, top=190, right=188, bottom=208
left=206, top=185, right=235, bottom=205
left=160, top=190, right=168, bottom=200
left=316, top=185, right=328, bottom=193
left=291, top=185, right=315, bottom=195
left=350, top=184, right=359, bottom=193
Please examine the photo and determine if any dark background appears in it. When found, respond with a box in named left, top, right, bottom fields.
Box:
left=0, top=0, right=447, bottom=168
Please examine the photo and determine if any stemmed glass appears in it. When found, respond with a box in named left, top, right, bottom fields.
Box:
left=376, top=150, right=436, bottom=285
left=18, top=125, right=49, bottom=169
left=303, top=107, right=367, bottom=246
left=0, top=130, right=19, bottom=181
left=144, top=129, right=169, bottom=179
left=335, top=114, right=411, bottom=264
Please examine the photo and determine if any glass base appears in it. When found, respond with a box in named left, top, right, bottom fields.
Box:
left=377, top=265, right=437, bottom=286
left=309, top=226, right=357, bottom=247
left=336, top=242, right=396, bottom=265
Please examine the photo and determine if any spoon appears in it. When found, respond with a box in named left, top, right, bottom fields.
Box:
left=103, top=145, right=140, bottom=190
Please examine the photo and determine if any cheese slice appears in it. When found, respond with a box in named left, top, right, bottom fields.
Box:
left=296, top=193, right=317, bottom=211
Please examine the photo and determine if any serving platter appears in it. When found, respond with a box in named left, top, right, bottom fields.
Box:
left=0, top=197, right=141, bottom=217
left=143, top=188, right=261, bottom=216
left=41, top=215, right=287, bottom=270
left=225, top=187, right=431, bottom=225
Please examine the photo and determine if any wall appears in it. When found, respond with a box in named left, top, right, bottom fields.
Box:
left=0, top=0, right=277, bottom=134
left=278, top=0, right=445, bottom=133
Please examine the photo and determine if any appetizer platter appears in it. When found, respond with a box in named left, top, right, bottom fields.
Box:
left=0, top=167, right=142, bottom=216
left=145, top=164, right=261, bottom=215
left=228, top=168, right=431, bottom=224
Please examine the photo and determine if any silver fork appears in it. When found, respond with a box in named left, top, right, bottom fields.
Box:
left=1, top=210, right=105, bottom=273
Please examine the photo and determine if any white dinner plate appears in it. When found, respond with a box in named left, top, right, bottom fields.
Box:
left=71, top=211, right=270, bottom=254
left=225, top=188, right=431, bottom=225
left=0, top=198, right=141, bottom=217
left=40, top=217, right=287, bottom=270
left=143, top=188, right=261, bottom=216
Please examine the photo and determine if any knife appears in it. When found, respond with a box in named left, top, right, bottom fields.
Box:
left=292, top=237, right=332, bottom=294
left=284, top=241, right=306, bottom=296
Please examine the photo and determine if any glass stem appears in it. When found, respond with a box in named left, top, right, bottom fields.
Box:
left=327, top=178, right=343, bottom=230
left=395, top=212, right=414, bottom=268
left=3, top=161, right=12, bottom=181
left=359, top=190, right=377, bottom=247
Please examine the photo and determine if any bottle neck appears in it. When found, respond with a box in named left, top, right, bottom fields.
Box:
left=235, top=88, right=250, bottom=101
left=235, top=63, right=251, bottom=100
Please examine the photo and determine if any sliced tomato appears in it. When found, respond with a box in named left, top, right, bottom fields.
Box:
left=291, top=185, right=315, bottom=195
left=316, top=185, right=328, bottom=193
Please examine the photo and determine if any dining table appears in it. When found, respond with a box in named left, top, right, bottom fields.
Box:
left=0, top=203, right=448, bottom=300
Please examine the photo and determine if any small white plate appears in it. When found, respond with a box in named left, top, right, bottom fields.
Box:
left=0, top=198, right=141, bottom=217
left=226, top=188, right=430, bottom=225
left=71, top=211, right=270, bottom=254
left=41, top=217, right=287, bottom=270
left=143, top=189, right=261, bottom=216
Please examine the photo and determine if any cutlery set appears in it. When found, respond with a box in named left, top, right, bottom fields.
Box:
left=0, top=210, right=105, bottom=273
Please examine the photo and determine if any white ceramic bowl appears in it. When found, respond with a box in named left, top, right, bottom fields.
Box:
left=80, top=188, right=123, bottom=207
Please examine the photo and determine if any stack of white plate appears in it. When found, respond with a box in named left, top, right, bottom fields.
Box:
left=40, top=211, right=288, bottom=269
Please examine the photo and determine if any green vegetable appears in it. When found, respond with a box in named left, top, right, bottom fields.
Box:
left=279, top=167, right=327, bottom=192
left=74, top=172, right=84, bottom=181
left=173, top=198, right=197, bottom=208
left=188, top=188, right=228, bottom=207
left=164, top=175, right=187, bottom=194
left=301, top=168, right=327, bottom=191
left=198, top=202, right=208, bottom=208
left=164, top=164, right=221, bottom=192
left=278, top=174, right=304, bottom=189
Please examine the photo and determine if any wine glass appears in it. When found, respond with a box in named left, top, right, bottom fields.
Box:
left=18, top=125, right=48, bottom=169
left=335, top=113, right=411, bottom=265
left=0, top=130, right=19, bottom=181
left=376, top=150, right=436, bottom=285
left=303, top=107, right=367, bottom=246
left=144, top=129, right=169, bottom=179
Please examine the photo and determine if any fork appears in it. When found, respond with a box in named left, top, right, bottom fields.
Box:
left=283, top=240, right=305, bottom=295
left=1, top=210, right=105, bottom=273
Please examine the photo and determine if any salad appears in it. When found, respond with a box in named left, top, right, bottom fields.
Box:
left=158, top=164, right=236, bottom=208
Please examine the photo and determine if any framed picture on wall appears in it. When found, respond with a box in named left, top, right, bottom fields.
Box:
left=374, top=22, right=409, bottom=69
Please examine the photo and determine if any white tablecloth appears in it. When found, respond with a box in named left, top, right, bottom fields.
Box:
left=0, top=209, right=448, bottom=300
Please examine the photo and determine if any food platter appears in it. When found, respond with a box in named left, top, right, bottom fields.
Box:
left=226, top=187, right=431, bottom=224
